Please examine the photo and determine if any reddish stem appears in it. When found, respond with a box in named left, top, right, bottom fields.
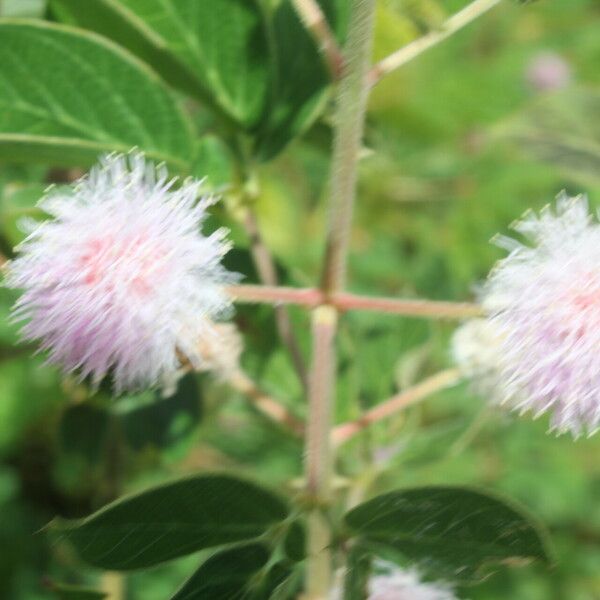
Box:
left=227, top=284, right=481, bottom=319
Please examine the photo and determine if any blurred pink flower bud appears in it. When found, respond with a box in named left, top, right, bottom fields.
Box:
left=6, top=153, right=236, bottom=393
left=525, top=51, right=571, bottom=92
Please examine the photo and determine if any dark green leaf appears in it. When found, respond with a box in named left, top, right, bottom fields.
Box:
left=119, top=373, right=201, bottom=451
left=254, top=0, right=349, bottom=160
left=59, top=403, right=110, bottom=462
left=342, top=547, right=371, bottom=600
left=283, top=519, right=306, bottom=562
left=51, top=583, right=107, bottom=600
left=344, top=486, right=552, bottom=583
left=50, top=474, right=289, bottom=570
left=169, top=543, right=270, bottom=600
left=0, top=20, right=194, bottom=169
left=51, top=0, right=271, bottom=129
left=250, top=561, right=299, bottom=600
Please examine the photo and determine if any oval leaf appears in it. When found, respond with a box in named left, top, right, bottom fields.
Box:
left=0, top=20, right=193, bottom=169
left=170, top=543, right=270, bottom=600
left=50, top=0, right=271, bottom=129
left=344, top=486, right=552, bottom=583
left=50, top=474, right=289, bottom=570
left=254, top=0, right=349, bottom=160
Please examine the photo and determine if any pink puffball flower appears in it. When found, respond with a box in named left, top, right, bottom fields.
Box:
left=455, top=192, right=600, bottom=437
left=5, top=153, right=236, bottom=393
left=332, top=563, right=458, bottom=600
left=525, top=51, right=571, bottom=92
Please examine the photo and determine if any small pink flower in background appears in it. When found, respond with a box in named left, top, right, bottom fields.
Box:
left=454, top=193, right=600, bottom=437
left=5, top=153, right=236, bottom=393
left=525, top=51, right=571, bottom=92
left=331, top=562, right=458, bottom=600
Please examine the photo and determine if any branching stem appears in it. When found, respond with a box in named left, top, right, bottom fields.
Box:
left=332, top=368, right=463, bottom=446
left=228, top=369, right=304, bottom=436
left=242, top=209, right=308, bottom=389
left=369, top=0, right=502, bottom=86
left=292, top=0, right=344, bottom=79
left=227, top=284, right=482, bottom=319
left=304, top=1, right=377, bottom=597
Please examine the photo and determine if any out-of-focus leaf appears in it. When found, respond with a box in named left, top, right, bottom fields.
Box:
left=283, top=519, right=306, bottom=562
left=0, top=288, right=21, bottom=347
left=254, top=0, right=349, bottom=160
left=250, top=560, right=298, bottom=600
left=59, top=403, right=110, bottom=463
left=49, top=474, right=289, bottom=570
left=51, top=583, right=107, bottom=600
left=496, top=88, right=600, bottom=187
left=342, top=546, right=371, bottom=600
left=345, top=486, right=552, bottom=583
left=0, top=358, right=62, bottom=454
left=169, top=543, right=270, bottom=600
left=119, top=373, right=201, bottom=451
left=1, top=0, right=47, bottom=18
left=50, top=0, right=271, bottom=129
left=0, top=20, right=193, bottom=169
left=0, top=183, right=46, bottom=247
left=192, top=135, right=234, bottom=191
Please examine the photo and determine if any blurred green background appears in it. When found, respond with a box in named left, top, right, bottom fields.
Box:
left=0, top=0, right=599, bottom=598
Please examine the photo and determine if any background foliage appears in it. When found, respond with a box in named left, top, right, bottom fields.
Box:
left=0, top=0, right=599, bottom=598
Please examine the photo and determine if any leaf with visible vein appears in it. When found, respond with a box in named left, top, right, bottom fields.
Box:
left=0, top=20, right=194, bottom=170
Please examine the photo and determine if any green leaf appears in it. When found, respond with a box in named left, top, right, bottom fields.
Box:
left=0, top=182, right=46, bottom=247
left=254, top=0, right=349, bottom=160
left=0, top=20, right=194, bottom=169
left=342, top=547, right=371, bottom=600
left=50, top=0, right=271, bottom=129
left=1, top=0, right=47, bottom=18
left=250, top=561, right=299, bottom=600
left=496, top=88, right=600, bottom=187
left=169, top=543, right=270, bottom=600
left=51, top=583, right=107, bottom=600
left=192, top=135, right=234, bottom=191
left=119, top=373, right=202, bottom=451
left=59, top=403, right=110, bottom=463
left=283, top=519, right=306, bottom=562
left=344, top=486, right=552, bottom=583
left=50, top=474, right=289, bottom=570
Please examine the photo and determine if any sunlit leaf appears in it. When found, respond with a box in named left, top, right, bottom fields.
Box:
left=50, top=0, right=271, bottom=129
left=0, top=20, right=194, bottom=169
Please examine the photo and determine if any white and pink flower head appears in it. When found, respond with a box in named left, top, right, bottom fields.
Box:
left=331, top=562, right=458, bottom=600
left=5, top=153, right=236, bottom=393
left=454, top=192, right=600, bottom=437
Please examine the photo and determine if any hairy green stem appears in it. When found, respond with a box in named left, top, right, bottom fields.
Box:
left=304, top=1, right=376, bottom=597
left=320, top=0, right=376, bottom=295
left=305, top=305, right=338, bottom=598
